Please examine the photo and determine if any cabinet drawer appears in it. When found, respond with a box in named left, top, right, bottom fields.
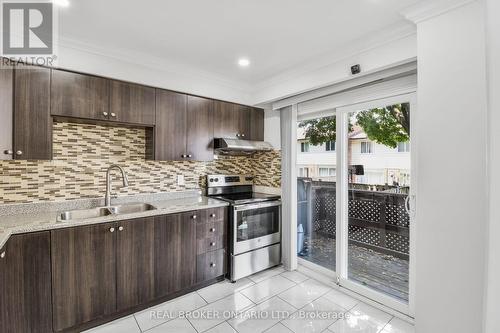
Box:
left=196, top=220, right=226, bottom=254
left=199, top=207, right=227, bottom=224
left=196, top=249, right=226, bottom=283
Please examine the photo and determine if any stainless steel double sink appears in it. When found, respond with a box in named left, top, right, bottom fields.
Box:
left=57, top=203, right=157, bottom=222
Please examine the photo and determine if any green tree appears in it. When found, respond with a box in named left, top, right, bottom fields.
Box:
left=299, top=103, right=410, bottom=148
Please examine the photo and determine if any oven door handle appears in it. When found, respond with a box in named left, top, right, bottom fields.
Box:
left=234, top=201, right=282, bottom=211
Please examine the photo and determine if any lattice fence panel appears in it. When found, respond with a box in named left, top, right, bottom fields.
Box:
left=348, top=225, right=381, bottom=247
left=385, top=203, right=410, bottom=227
left=386, top=232, right=410, bottom=254
left=348, top=199, right=381, bottom=222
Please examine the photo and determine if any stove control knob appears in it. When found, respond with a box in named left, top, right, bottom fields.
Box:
left=209, top=178, right=214, bottom=182
left=214, top=178, right=219, bottom=182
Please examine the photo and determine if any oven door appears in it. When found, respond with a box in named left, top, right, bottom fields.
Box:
left=233, top=201, right=281, bottom=255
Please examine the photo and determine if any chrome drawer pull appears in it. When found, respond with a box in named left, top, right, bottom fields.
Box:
left=210, top=262, right=216, bottom=268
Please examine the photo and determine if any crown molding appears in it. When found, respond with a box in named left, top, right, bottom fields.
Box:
left=401, top=0, right=478, bottom=24
left=56, top=37, right=253, bottom=95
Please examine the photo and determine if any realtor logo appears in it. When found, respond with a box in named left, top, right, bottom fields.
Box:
left=2, top=1, right=53, bottom=55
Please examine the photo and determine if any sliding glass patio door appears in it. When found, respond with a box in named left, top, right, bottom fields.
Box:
left=296, top=112, right=338, bottom=273
left=336, top=93, right=416, bottom=315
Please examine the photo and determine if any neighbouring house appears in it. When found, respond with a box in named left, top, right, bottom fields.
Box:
left=297, top=125, right=410, bottom=185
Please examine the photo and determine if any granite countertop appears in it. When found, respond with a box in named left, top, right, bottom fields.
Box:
left=0, top=191, right=229, bottom=249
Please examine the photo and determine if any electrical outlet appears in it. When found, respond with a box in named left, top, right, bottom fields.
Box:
left=177, top=175, right=185, bottom=186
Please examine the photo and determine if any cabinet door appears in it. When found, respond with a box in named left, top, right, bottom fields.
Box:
left=51, top=223, right=117, bottom=332
left=116, top=217, right=156, bottom=311
left=186, top=96, right=214, bottom=161
left=214, top=100, right=239, bottom=139
left=110, top=80, right=155, bottom=125
left=249, top=107, right=264, bottom=141
left=237, top=105, right=252, bottom=140
left=154, top=89, right=187, bottom=160
left=14, top=65, right=52, bottom=160
left=154, top=212, right=197, bottom=298
left=0, top=232, right=52, bottom=333
left=0, top=63, right=13, bottom=160
left=51, top=70, right=109, bottom=120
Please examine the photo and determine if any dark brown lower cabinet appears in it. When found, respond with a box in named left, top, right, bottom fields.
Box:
left=154, top=212, right=197, bottom=298
left=196, top=249, right=226, bottom=283
left=0, top=232, right=52, bottom=333
left=51, top=222, right=117, bottom=332
left=1, top=209, right=227, bottom=332
left=116, top=217, right=156, bottom=311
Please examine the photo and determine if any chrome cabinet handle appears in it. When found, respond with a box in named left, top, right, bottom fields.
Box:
left=0, top=251, right=5, bottom=259
left=109, top=227, right=115, bottom=233
left=187, top=154, right=192, bottom=158
left=3, top=150, right=13, bottom=155
left=241, top=133, right=245, bottom=137
left=210, top=214, right=216, bottom=218
left=210, top=262, right=216, bottom=267
left=103, top=112, right=108, bottom=117
left=236, top=134, right=240, bottom=137
left=16, top=150, right=23, bottom=156
left=210, top=242, right=216, bottom=247
left=110, top=112, right=116, bottom=118
left=210, top=228, right=216, bottom=233
left=192, top=215, right=197, bottom=220
left=118, top=226, right=124, bottom=231
left=181, top=154, right=186, bottom=158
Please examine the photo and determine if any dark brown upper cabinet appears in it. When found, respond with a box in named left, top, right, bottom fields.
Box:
left=151, top=90, right=214, bottom=161
left=1, top=232, right=53, bottom=333
left=154, top=212, right=197, bottom=298
left=186, top=95, right=214, bottom=161
left=115, top=217, right=156, bottom=311
left=153, top=90, right=187, bottom=161
left=0, top=62, right=13, bottom=160
left=110, top=80, right=155, bottom=125
left=250, top=107, right=264, bottom=141
left=13, top=65, right=52, bottom=160
left=51, top=222, right=117, bottom=332
left=214, top=101, right=264, bottom=141
left=51, top=69, right=110, bottom=121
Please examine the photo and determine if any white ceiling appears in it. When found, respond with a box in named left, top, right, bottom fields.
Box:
left=59, top=0, right=422, bottom=86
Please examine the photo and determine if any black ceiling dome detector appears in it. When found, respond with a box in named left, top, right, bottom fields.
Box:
left=351, top=64, right=361, bottom=75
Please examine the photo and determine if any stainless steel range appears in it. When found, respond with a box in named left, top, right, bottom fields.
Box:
left=206, top=175, right=281, bottom=282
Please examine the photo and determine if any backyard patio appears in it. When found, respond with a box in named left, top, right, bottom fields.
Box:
left=297, top=178, right=410, bottom=302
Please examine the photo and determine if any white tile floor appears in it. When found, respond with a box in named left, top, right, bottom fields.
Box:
left=84, top=267, right=415, bottom=333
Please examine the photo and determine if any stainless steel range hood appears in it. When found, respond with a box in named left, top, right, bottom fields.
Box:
left=214, top=138, right=274, bottom=155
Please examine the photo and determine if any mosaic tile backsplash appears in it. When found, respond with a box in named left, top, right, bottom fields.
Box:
left=0, top=122, right=281, bottom=204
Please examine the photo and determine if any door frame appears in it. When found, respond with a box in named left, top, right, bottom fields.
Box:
left=335, top=92, right=417, bottom=317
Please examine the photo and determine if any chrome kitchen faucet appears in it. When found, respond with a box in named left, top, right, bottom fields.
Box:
left=105, top=165, right=129, bottom=206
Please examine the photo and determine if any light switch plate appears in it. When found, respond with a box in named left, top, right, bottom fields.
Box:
left=177, top=175, right=185, bottom=186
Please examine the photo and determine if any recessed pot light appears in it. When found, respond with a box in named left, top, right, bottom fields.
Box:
left=238, top=58, right=250, bottom=67
left=53, top=0, right=70, bottom=7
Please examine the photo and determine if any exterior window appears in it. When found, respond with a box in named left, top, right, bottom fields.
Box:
left=361, top=141, right=373, bottom=154
left=397, top=141, right=410, bottom=153
left=301, top=142, right=310, bottom=152
left=299, top=167, right=309, bottom=177
left=319, top=168, right=336, bottom=177
left=325, top=141, right=336, bottom=151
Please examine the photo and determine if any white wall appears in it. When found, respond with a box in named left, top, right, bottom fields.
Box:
left=484, top=0, right=500, bottom=331
left=264, top=109, right=281, bottom=148
left=414, top=2, right=488, bottom=332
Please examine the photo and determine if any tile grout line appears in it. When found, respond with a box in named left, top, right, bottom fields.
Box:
left=132, top=314, right=143, bottom=333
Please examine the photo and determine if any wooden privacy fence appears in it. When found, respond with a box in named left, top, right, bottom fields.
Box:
left=297, top=178, right=410, bottom=260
